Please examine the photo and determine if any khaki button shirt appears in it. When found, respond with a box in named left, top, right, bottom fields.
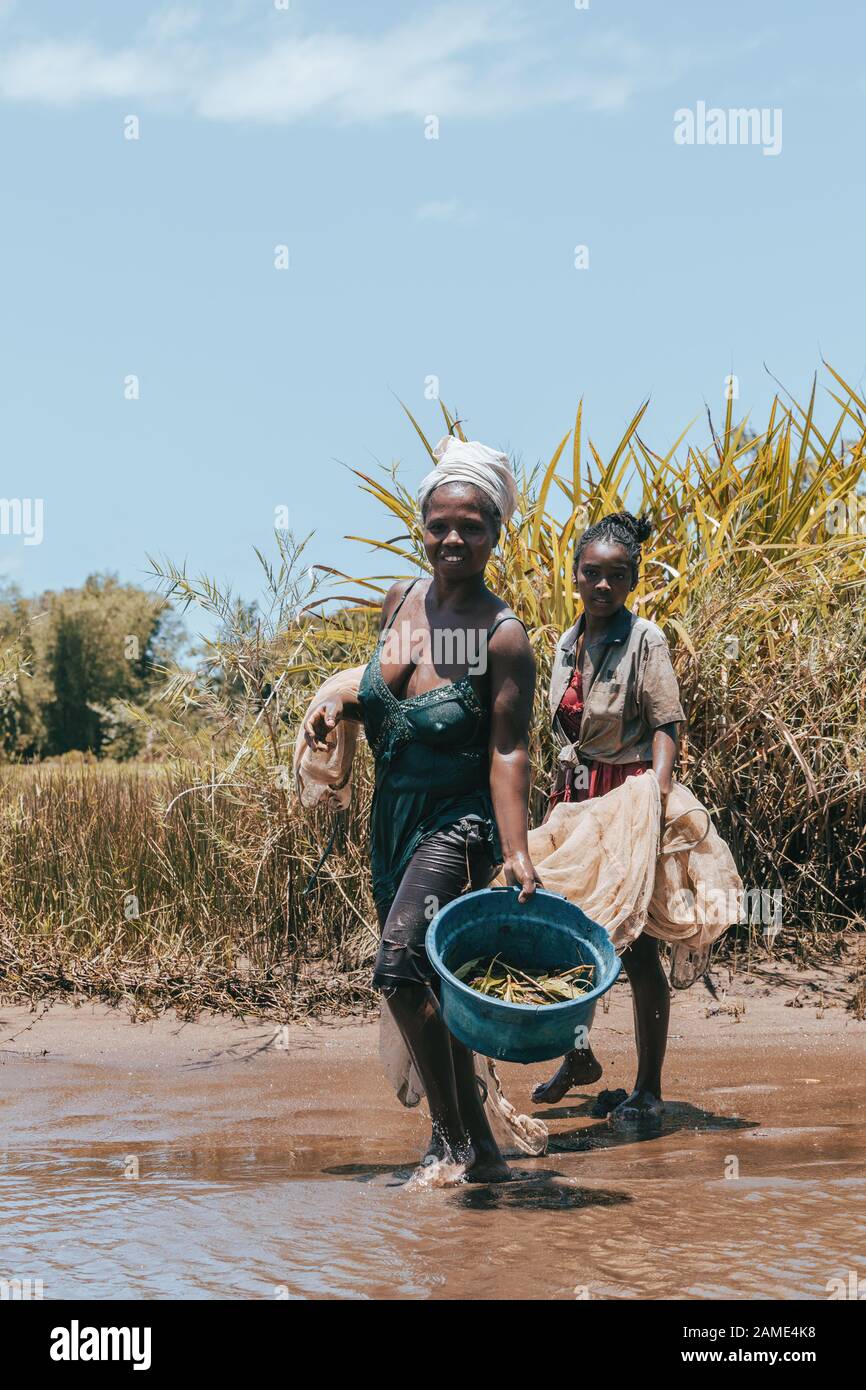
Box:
left=548, top=608, right=685, bottom=783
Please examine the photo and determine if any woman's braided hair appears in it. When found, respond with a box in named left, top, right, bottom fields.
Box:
left=574, top=510, right=653, bottom=587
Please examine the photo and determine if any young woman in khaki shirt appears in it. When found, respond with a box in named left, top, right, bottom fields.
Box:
left=533, top=511, right=685, bottom=1124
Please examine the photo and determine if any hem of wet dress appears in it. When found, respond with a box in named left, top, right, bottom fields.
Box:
left=371, top=815, right=502, bottom=918
left=370, top=816, right=502, bottom=990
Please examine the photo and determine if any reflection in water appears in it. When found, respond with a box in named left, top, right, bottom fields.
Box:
left=2, top=1131, right=864, bottom=1300
left=2, top=1023, right=865, bottom=1302
left=452, top=1179, right=632, bottom=1213
left=547, top=1104, right=757, bottom=1155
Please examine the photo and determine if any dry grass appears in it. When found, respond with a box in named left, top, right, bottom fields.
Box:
left=0, top=760, right=380, bottom=1019
left=1, top=366, right=863, bottom=1017
left=335, top=368, right=866, bottom=959
left=0, top=928, right=376, bottom=1021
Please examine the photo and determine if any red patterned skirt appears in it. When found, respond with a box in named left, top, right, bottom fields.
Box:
left=549, top=665, right=648, bottom=807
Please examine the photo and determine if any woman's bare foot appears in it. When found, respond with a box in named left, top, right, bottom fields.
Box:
left=405, top=1133, right=476, bottom=1189
left=532, top=1048, right=603, bottom=1104
left=609, top=1086, right=664, bottom=1126
left=423, top=1130, right=446, bottom=1162
left=464, top=1142, right=513, bottom=1183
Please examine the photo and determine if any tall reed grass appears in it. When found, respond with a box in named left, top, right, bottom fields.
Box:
left=333, top=371, right=865, bottom=950
left=1, top=366, right=863, bottom=1016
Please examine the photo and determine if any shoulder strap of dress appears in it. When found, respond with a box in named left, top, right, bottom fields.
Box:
left=381, top=577, right=421, bottom=635
left=486, top=613, right=527, bottom=641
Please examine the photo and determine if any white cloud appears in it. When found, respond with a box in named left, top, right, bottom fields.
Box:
left=0, top=40, right=177, bottom=104
left=416, top=200, right=477, bottom=226
left=0, top=4, right=696, bottom=125
left=141, top=6, right=204, bottom=44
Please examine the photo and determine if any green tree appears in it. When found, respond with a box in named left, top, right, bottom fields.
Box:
left=0, top=574, right=185, bottom=759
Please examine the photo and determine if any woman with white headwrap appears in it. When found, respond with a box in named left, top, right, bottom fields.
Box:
left=304, top=435, right=541, bottom=1183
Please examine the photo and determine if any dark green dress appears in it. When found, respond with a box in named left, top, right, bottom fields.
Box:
left=357, top=578, right=519, bottom=914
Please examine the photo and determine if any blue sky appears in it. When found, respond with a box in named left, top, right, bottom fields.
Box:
left=1, top=0, right=863, bottom=631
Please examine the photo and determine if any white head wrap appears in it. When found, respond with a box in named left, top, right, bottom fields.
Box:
left=417, top=436, right=519, bottom=526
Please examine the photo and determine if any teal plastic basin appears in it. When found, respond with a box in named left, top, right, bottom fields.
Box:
left=426, top=885, right=620, bottom=1063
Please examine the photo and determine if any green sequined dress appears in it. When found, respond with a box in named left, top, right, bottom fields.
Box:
left=357, top=579, right=522, bottom=914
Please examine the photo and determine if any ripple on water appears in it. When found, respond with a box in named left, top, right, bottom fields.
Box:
left=2, top=1146, right=864, bottom=1300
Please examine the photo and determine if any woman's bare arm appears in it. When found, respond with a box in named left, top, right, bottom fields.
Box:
left=651, top=724, right=678, bottom=797
left=652, top=723, right=679, bottom=842
left=304, top=580, right=414, bottom=747
left=488, top=618, right=542, bottom=902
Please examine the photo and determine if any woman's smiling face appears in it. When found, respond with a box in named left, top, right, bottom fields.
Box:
left=575, top=538, right=634, bottom=617
left=422, top=482, right=498, bottom=578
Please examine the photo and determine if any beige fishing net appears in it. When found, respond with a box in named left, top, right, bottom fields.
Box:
left=497, top=770, right=743, bottom=957
left=294, top=666, right=743, bottom=1146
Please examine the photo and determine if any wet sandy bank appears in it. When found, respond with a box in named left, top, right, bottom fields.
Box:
left=1, top=959, right=864, bottom=1299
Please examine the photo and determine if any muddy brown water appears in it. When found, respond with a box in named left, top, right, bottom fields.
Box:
left=1, top=984, right=864, bottom=1300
